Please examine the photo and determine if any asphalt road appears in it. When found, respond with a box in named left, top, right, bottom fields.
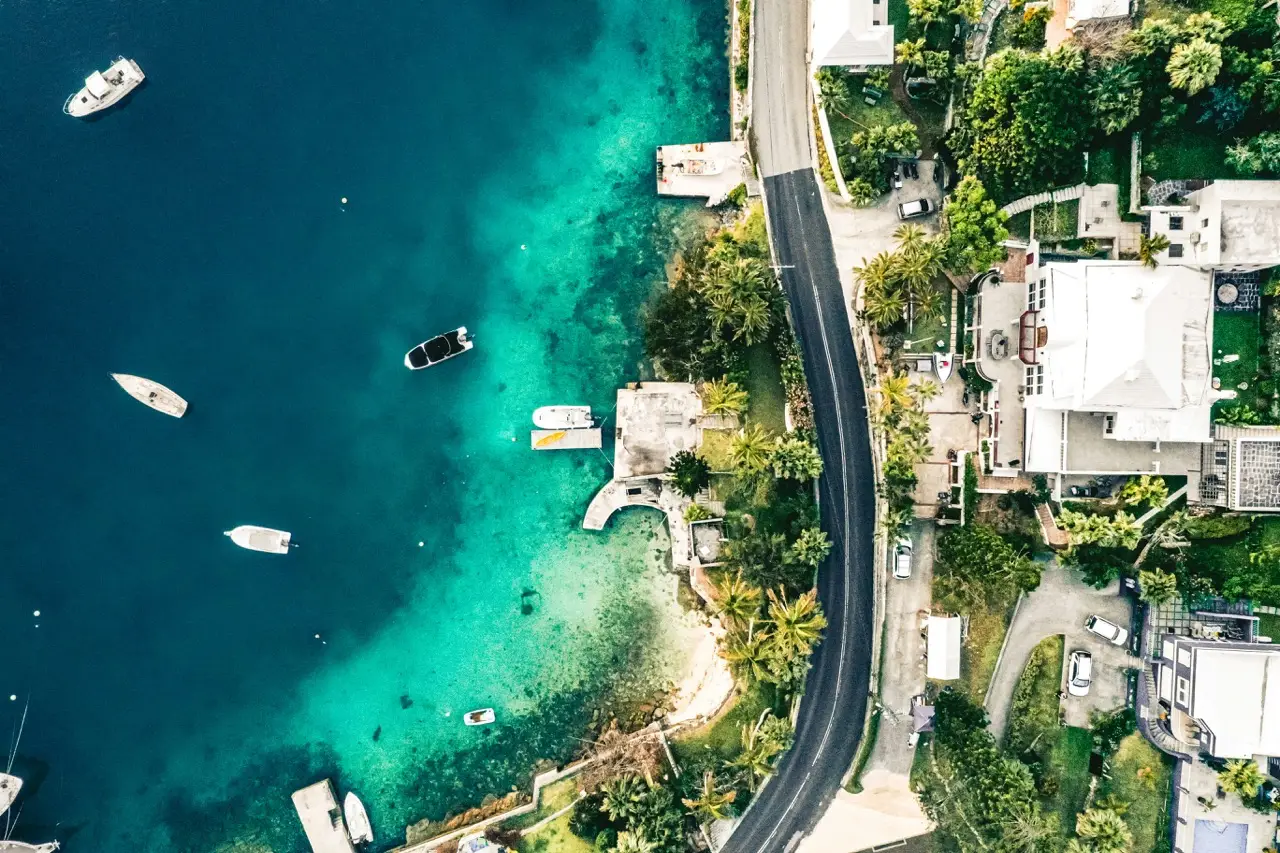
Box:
left=721, top=169, right=877, bottom=853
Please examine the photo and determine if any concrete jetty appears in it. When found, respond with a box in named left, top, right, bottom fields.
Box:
left=292, top=779, right=356, bottom=853
left=530, top=428, right=602, bottom=450
left=656, top=142, right=748, bottom=206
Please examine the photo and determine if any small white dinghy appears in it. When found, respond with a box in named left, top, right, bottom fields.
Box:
left=224, top=525, right=291, bottom=554
left=463, top=708, right=495, bottom=726
left=344, top=791, right=373, bottom=845
left=934, top=352, right=954, bottom=383
left=532, top=406, right=593, bottom=429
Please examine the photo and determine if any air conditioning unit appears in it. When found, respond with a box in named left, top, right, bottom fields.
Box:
left=1190, top=231, right=1201, bottom=244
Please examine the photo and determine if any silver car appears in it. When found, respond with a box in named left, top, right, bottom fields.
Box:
left=1085, top=615, right=1130, bottom=646
left=1067, top=650, right=1093, bottom=697
left=893, top=537, right=912, bottom=580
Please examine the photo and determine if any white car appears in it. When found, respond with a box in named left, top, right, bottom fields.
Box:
left=1085, top=615, right=1130, bottom=646
left=896, top=198, right=934, bottom=220
left=893, top=537, right=912, bottom=580
left=1067, top=650, right=1093, bottom=697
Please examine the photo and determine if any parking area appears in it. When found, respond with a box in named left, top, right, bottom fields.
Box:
left=986, top=563, right=1139, bottom=738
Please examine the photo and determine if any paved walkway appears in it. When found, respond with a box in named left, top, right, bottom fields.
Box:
left=984, top=564, right=1137, bottom=738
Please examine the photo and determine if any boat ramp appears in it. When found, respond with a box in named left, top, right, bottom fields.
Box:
left=655, top=142, right=749, bottom=206
left=292, top=779, right=356, bottom=853
left=530, top=428, right=602, bottom=450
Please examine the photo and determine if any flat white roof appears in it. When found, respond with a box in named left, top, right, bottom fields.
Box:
left=1067, top=0, right=1130, bottom=24
left=1191, top=647, right=1280, bottom=758
left=812, top=0, right=894, bottom=66
left=926, top=616, right=962, bottom=680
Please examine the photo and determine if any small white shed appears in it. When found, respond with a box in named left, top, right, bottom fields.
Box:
left=926, top=615, right=962, bottom=681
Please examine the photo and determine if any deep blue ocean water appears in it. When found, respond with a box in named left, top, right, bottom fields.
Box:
left=0, top=0, right=726, bottom=848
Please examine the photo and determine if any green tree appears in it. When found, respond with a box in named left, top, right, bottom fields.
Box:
left=848, top=177, right=879, bottom=206
left=951, top=0, right=982, bottom=22
left=1137, top=569, right=1179, bottom=604
left=1090, top=62, right=1143, bottom=134
left=908, top=0, right=945, bottom=28
left=772, top=436, right=824, bottom=480
left=730, top=423, right=774, bottom=472
left=814, top=68, right=853, bottom=121
left=667, top=450, right=711, bottom=498
left=1182, top=11, right=1229, bottom=42
left=910, top=378, right=943, bottom=404
left=681, top=771, right=737, bottom=821
left=1218, top=758, right=1265, bottom=798
left=613, top=830, right=657, bottom=853
left=875, top=373, right=914, bottom=418
left=935, top=524, right=1041, bottom=606
left=701, top=377, right=749, bottom=415
left=600, top=775, right=648, bottom=823
left=712, top=571, right=764, bottom=628
left=765, top=587, right=828, bottom=657
left=999, top=803, right=1059, bottom=853
left=788, top=527, right=832, bottom=567
left=864, top=286, right=906, bottom=328
left=729, top=713, right=788, bottom=789
left=1138, top=233, right=1171, bottom=268
left=720, top=622, right=772, bottom=683
left=923, top=51, right=951, bottom=81
left=854, top=251, right=897, bottom=296
left=942, top=176, right=1009, bottom=273
left=912, top=284, right=945, bottom=323
left=1059, top=509, right=1142, bottom=550
left=683, top=503, right=713, bottom=523
left=1118, top=474, right=1168, bottom=507
left=1226, top=132, right=1280, bottom=175
left=1074, top=807, right=1133, bottom=853
left=1168, top=38, right=1222, bottom=95
left=896, top=38, right=926, bottom=71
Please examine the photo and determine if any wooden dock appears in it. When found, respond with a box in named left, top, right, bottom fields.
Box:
left=530, top=428, right=602, bottom=450
left=292, top=779, right=356, bottom=853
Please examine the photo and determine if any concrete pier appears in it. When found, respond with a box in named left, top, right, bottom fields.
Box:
left=656, top=142, right=748, bottom=206
left=530, top=428, right=602, bottom=450
left=292, top=779, right=356, bottom=853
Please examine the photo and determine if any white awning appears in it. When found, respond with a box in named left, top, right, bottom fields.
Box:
left=927, top=616, right=962, bottom=681
left=85, top=71, right=110, bottom=98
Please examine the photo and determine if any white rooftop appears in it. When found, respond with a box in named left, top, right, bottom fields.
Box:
left=1150, top=181, right=1280, bottom=269
left=613, top=382, right=702, bottom=480
left=1032, top=260, right=1213, bottom=443
left=926, top=615, right=961, bottom=680
left=1067, top=0, right=1130, bottom=26
left=811, top=0, right=895, bottom=67
left=1191, top=647, right=1280, bottom=758
left=291, top=780, right=356, bottom=853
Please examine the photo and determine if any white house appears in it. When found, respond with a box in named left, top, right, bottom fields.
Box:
left=1065, top=0, right=1131, bottom=29
left=811, top=0, right=895, bottom=68
left=1147, top=180, right=1280, bottom=271
left=1157, top=638, right=1280, bottom=760
left=1019, top=256, right=1222, bottom=477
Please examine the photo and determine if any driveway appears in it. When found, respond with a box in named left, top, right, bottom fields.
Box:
left=985, top=563, right=1138, bottom=740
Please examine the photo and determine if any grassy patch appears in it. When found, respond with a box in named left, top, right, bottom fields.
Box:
left=1032, top=199, right=1079, bottom=242
left=905, top=283, right=952, bottom=351
left=844, top=705, right=882, bottom=793
left=505, top=777, right=582, bottom=831
left=1006, top=635, right=1065, bottom=752
left=812, top=106, right=840, bottom=194
left=825, top=78, right=913, bottom=184
left=701, top=430, right=736, bottom=473
left=1006, top=210, right=1032, bottom=240
left=1138, top=0, right=1191, bottom=23
left=1212, top=310, right=1262, bottom=413
left=1257, top=612, right=1280, bottom=640
left=671, top=682, right=776, bottom=765
left=888, top=0, right=911, bottom=41
left=950, top=590, right=1019, bottom=701
left=1099, top=733, right=1174, bottom=853
left=515, top=812, right=595, bottom=853
left=743, top=344, right=787, bottom=435
left=1087, top=137, right=1134, bottom=213
left=1146, top=124, right=1228, bottom=182
left=1048, top=727, right=1094, bottom=834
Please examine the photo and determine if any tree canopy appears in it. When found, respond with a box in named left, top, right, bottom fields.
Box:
left=941, top=176, right=1008, bottom=273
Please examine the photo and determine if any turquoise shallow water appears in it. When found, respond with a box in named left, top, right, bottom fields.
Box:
left=0, top=0, right=726, bottom=848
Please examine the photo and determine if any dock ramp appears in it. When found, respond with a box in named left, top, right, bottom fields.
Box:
left=292, top=779, right=356, bottom=853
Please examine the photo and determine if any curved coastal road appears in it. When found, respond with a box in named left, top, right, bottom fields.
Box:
left=722, top=0, right=878, bottom=848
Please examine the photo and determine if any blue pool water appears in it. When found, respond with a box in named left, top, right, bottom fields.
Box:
left=0, top=0, right=726, bottom=848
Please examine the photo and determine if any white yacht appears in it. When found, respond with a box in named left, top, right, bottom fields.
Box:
left=224, top=525, right=291, bottom=554
left=404, top=327, right=473, bottom=370
left=0, top=843, right=60, bottom=852
left=0, top=773, right=20, bottom=816
left=463, top=708, right=495, bottom=726
left=532, top=406, right=593, bottom=430
left=111, top=374, right=187, bottom=417
left=344, top=791, right=373, bottom=845
left=64, top=58, right=145, bottom=118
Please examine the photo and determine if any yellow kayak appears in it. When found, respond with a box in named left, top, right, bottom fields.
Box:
left=535, top=430, right=566, bottom=448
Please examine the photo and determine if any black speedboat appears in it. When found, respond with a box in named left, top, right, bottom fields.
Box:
left=404, top=326, right=473, bottom=370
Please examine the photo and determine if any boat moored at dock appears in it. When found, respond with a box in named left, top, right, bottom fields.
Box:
left=111, top=374, right=188, bottom=417
left=404, top=326, right=473, bottom=370
left=224, top=525, right=291, bottom=554
left=64, top=58, right=145, bottom=117
left=934, top=352, right=953, bottom=383
left=532, top=406, right=593, bottom=429
left=463, top=708, right=495, bottom=726
left=343, top=791, right=373, bottom=845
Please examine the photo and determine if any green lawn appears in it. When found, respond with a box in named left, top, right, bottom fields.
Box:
left=1146, top=124, right=1229, bottom=182
left=701, top=429, right=735, bottom=473
left=826, top=84, right=912, bottom=156
left=1032, top=200, right=1079, bottom=242
left=888, top=0, right=910, bottom=41
left=743, top=344, right=787, bottom=435
left=671, top=682, right=776, bottom=765
left=1212, top=310, right=1261, bottom=399
left=504, top=777, right=582, bottom=831
left=1049, top=727, right=1094, bottom=835
left=1099, top=733, right=1174, bottom=853
left=1257, top=612, right=1280, bottom=641
left=1006, top=635, right=1065, bottom=753
left=905, top=283, right=952, bottom=354
left=1087, top=137, right=1135, bottom=213
left=947, top=590, right=1019, bottom=701
left=516, top=812, right=594, bottom=853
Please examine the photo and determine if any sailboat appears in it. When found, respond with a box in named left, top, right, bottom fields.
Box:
left=0, top=699, right=60, bottom=851
left=0, top=776, right=18, bottom=818
left=344, top=792, right=373, bottom=845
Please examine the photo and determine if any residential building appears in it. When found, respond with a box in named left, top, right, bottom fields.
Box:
left=1148, top=180, right=1280, bottom=272
left=1065, top=0, right=1130, bottom=29
left=1200, top=424, right=1280, bottom=512
left=811, top=0, right=894, bottom=68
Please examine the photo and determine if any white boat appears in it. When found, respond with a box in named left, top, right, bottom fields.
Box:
left=344, top=791, right=373, bottom=845
left=404, top=327, right=473, bottom=370
left=0, top=842, right=60, bottom=852
left=463, top=708, right=495, bottom=726
left=111, top=374, right=187, bottom=417
left=63, top=57, right=145, bottom=118
left=0, top=772, right=21, bottom=817
left=532, top=406, right=593, bottom=430
left=934, top=352, right=954, bottom=383
left=224, top=525, right=291, bottom=554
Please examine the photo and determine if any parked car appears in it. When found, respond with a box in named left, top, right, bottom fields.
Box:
left=1067, top=650, right=1093, bottom=697
left=893, top=169, right=904, bottom=190
left=893, top=537, right=912, bottom=580
left=1086, top=614, right=1130, bottom=646
left=897, top=198, right=933, bottom=220
left=1069, top=484, right=1098, bottom=497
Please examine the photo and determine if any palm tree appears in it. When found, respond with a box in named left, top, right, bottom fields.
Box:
left=893, top=243, right=944, bottom=299
left=1218, top=759, right=1265, bottom=798
left=815, top=68, right=854, bottom=121
left=999, top=803, right=1058, bottom=853
left=863, top=287, right=905, bottom=328
left=701, top=377, right=749, bottom=416
left=708, top=291, right=737, bottom=334
left=766, top=587, right=828, bottom=655
left=734, top=294, right=771, bottom=344
left=599, top=775, right=648, bottom=823
left=730, top=423, right=773, bottom=472
left=720, top=622, right=772, bottom=683
left=1075, top=807, right=1133, bottom=853
left=713, top=571, right=764, bottom=628
left=894, top=223, right=928, bottom=251
left=896, top=38, right=926, bottom=71
left=614, top=830, right=658, bottom=853
left=875, top=373, right=914, bottom=418
left=1138, top=233, right=1171, bottom=268
left=912, top=285, right=945, bottom=324
left=1168, top=38, right=1222, bottom=96
left=854, top=252, right=897, bottom=294
left=729, top=712, right=785, bottom=789
left=682, top=770, right=737, bottom=821
left=909, top=379, right=942, bottom=404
